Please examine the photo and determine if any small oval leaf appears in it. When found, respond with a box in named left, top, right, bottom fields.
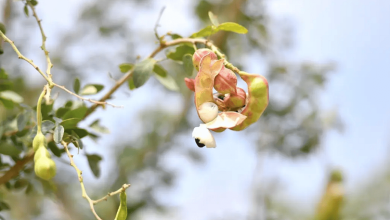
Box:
left=182, top=54, right=194, bottom=76
left=119, top=63, right=134, bottom=73
left=133, top=58, right=156, bottom=88
left=80, top=84, right=104, bottom=95
left=216, top=22, right=248, bottom=34
left=0, top=91, right=23, bottom=103
left=54, top=125, right=64, bottom=144
left=208, top=11, right=220, bottom=26
left=86, top=154, right=102, bottom=178
left=73, top=78, right=80, bottom=94
left=190, top=26, right=214, bottom=38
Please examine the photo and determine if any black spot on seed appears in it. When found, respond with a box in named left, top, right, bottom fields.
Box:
left=195, top=138, right=205, bottom=148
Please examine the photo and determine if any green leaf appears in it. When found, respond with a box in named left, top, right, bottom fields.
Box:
left=114, top=191, right=127, bottom=220
left=14, top=178, right=29, bottom=190
left=0, top=98, right=13, bottom=109
left=54, top=125, right=64, bottom=144
left=86, top=154, right=102, bottom=178
left=166, top=45, right=195, bottom=61
left=62, top=106, right=88, bottom=120
left=0, top=141, right=21, bottom=156
left=80, top=84, right=104, bottom=95
left=48, top=141, right=63, bottom=157
left=216, top=22, right=248, bottom=34
left=30, top=0, right=38, bottom=6
left=56, top=107, right=71, bottom=118
left=128, top=76, right=135, bottom=90
left=73, top=78, right=80, bottom=94
left=60, top=118, right=81, bottom=129
left=16, top=112, right=29, bottom=131
left=0, top=91, right=23, bottom=103
left=132, top=58, right=156, bottom=88
left=0, top=201, right=10, bottom=211
left=208, top=11, right=219, bottom=26
left=119, top=63, right=134, bottom=73
left=153, top=64, right=167, bottom=77
left=170, top=33, right=183, bottom=39
left=153, top=65, right=179, bottom=92
left=68, top=128, right=88, bottom=139
left=23, top=5, right=29, bottom=17
left=41, top=120, right=55, bottom=134
left=182, top=54, right=194, bottom=76
left=0, top=68, right=8, bottom=79
left=89, top=119, right=110, bottom=134
left=190, top=26, right=214, bottom=38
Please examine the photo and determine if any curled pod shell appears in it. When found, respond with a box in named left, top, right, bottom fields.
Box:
left=230, top=71, right=269, bottom=131
left=192, top=49, right=217, bottom=71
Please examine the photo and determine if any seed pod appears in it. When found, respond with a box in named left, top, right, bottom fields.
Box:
left=34, top=157, right=56, bottom=180
left=114, top=191, right=128, bottom=220
left=184, top=78, right=195, bottom=92
left=192, top=49, right=217, bottom=71
left=225, top=87, right=246, bottom=111
left=34, top=146, right=50, bottom=162
left=213, top=66, right=237, bottom=94
left=194, top=53, right=224, bottom=123
left=198, top=102, right=218, bottom=123
left=33, top=132, right=46, bottom=151
left=230, top=71, right=269, bottom=131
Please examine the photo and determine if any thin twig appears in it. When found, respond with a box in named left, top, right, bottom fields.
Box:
left=27, top=2, right=53, bottom=79
left=0, top=30, right=51, bottom=84
left=61, top=141, right=131, bottom=220
left=53, top=83, right=123, bottom=108
left=154, top=6, right=166, bottom=40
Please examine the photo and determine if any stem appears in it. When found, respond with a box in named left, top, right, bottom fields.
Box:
left=62, top=141, right=131, bottom=220
left=27, top=2, right=53, bottom=79
left=0, top=30, right=51, bottom=85
left=36, top=87, right=46, bottom=133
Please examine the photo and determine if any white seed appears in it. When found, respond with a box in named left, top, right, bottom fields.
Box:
left=198, top=102, right=219, bottom=123
left=192, top=125, right=216, bottom=148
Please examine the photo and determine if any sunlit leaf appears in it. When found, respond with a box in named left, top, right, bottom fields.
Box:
left=80, top=84, right=104, bottom=95
left=166, top=45, right=195, bottom=61
left=119, top=63, right=134, bottom=73
left=114, top=191, right=127, bottom=220
left=190, top=26, right=214, bottom=38
left=128, top=76, right=136, bottom=90
left=0, top=91, right=23, bottom=103
left=216, top=22, right=248, bottom=34
left=60, top=118, right=82, bottom=129
left=208, top=11, right=219, bottom=26
left=132, top=58, right=156, bottom=88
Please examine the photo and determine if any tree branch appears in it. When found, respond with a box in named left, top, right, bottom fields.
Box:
left=62, top=141, right=130, bottom=220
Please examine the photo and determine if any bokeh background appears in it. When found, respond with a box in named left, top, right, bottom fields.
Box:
left=1, top=0, right=390, bottom=219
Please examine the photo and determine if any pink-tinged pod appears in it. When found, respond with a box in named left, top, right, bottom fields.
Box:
left=230, top=71, right=269, bottom=131
left=193, top=49, right=218, bottom=71
left=194, top=54, right=224, bottom=123
left=206, top=112, right=247, bottom=132
left=184, top=78, right=195, bottom=92
left=213, top=66, right=237, bottom=94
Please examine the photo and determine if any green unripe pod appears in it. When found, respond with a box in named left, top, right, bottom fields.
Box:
left=32, top=132, right=46, bottom=151
left=34, top=146, right=50, bottom=162
left=0, top=22, right=6, bottom=34
left=34, top=157, right=56, bottom=180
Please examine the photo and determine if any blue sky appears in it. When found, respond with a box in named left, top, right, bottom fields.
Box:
left=3, top=0, right=390, bottom=219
